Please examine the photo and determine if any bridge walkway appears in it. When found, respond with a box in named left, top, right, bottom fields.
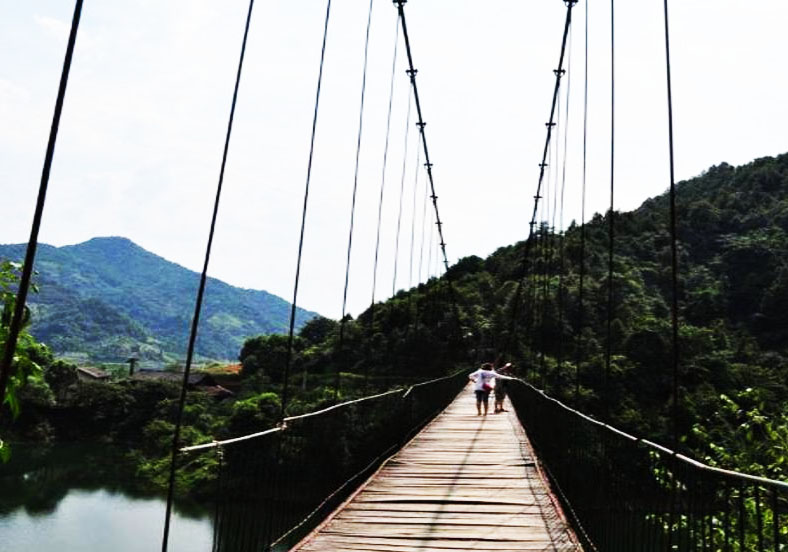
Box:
left=292, top=383, right=582, bottom=551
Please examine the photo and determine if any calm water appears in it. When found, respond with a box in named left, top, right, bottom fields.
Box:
left=0, top=444, right=213, bottom=551
left=0, top=489, right=212, bottom=551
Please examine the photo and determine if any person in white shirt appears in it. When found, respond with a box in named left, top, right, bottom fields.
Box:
left=468, top=363, right=514, bottom=416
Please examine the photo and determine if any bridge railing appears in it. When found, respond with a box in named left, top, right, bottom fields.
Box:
left=507, top=379, right=788, bottom=552
left=178, top=368, right=469, bottom=552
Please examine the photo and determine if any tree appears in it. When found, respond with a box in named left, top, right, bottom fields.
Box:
left=44, top=360, right=79, bottom=401
left=239, top=334, right=304, bottom=383
left=298, top=316, right=339, bottom=346
left=0, top=260, right=52, bottom=460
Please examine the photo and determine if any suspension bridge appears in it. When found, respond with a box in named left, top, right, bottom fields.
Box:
left=2, top=0, right=787, bottom=551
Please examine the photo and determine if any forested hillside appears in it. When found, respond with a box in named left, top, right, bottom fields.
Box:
left=0, top=237, right=317, bottom=360
left=6, top=154, right=788, bottom=493
left=294, top=153, right=788, bottom=480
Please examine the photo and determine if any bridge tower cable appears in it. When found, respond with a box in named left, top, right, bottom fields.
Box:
left=575, top=0, right=590, bottom=405
left=280, top=0, right=334, bottom=420
left=394, top=0, right=465, bottom=347
left=161, top=0, right=257, bottom=550
left=336, top=0, right=376, bottom=398
left=0, top=0, right=83, bottom=416
left=506, top=0, right=578, bottom=362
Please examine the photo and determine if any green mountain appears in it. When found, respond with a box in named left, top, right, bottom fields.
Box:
left=0, top=237, right=318, bottom=361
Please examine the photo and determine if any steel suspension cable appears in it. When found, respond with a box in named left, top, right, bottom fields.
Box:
left=413, top=166, right=429, bottom=330
left=507, top=0, right=578, bottom=355
left=575, top=0, right=590, bottom=404
left=370, top=18, right=400, bottom=321
left=281, top=0, right=333, bottom=419
left=417, top=163, right=429, bottom=283
left=604, top=0, right=615, bottom=422
left=539, top=126, right=555, bottom=383
left=394, top=0, right=464, bottom=341
left=162, top=1, right=256, bottom=550
left=408, top=146, right=420, bottom=290
left=662, top=0, right=681, bottom=450
left=336, top=0, right=376, bottom=397
left=394, top=2, right=447, bottom=274
left=392, top=95, right=412, bottom=296
left=406, top=146, right=421, bottom=333
left=426, top=207, right=435, bottom=280
left=556, top=29, right=574, bottom=379
left=0, top=0, right=83, bottom=415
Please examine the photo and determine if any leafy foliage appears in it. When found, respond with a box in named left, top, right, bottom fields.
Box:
left=0, top=261, right=53, bottom=460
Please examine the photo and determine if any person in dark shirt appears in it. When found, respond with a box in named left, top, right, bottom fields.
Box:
left=494, top=362, right=514, bottom=413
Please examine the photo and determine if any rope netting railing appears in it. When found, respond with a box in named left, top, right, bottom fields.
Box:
left=175, top=368, right=468, bottom=551
left=507, top=379, right=788, bottom=552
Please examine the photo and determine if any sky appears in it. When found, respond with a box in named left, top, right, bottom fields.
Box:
left=2, top=0, right=788, bottom=319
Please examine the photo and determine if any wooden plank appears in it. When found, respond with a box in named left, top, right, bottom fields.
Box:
left=292, top=383, right=583, bottom=551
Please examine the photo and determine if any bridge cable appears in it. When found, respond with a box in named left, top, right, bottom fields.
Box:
left=426, top=206, right=435, bottom=280
left=369, top=17, right=400, bottom=330
left=506, top=0, right=578, bottom=360
left=603, top=0, right=615, bottom=424
left=575, top=0, right=590, bottom=405
left=539, top=119, right=556, bottom=385
left=660, top=9, right=682, bottom=545
left=405, top=146, right=421, bottom=338
left=412, top=166, right=430, bottom=335
left=394, top=0, right=465, bottom=346
left=662, top=0, right=681, bottom=452
left=161, top=0, right=257, bottom=550
left=601, top=1, right=615, bottom=543
left=392, top=95, right=413, bottom=297
left=418, top=164, right=429, bottom=284
left=0, top=0, right=83, bottom=415
left=406, top=141, right=421, bottom=334
left=556, top=30, right=573, bottom=383
left=280, top=0, right=333, bottom=419
left=336, top=0, right=376, bottom=398
left=408, top=166, right=429, bottom=331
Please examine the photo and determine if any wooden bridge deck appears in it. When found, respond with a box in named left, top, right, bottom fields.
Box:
left=292, top=383, right=582, bottom=551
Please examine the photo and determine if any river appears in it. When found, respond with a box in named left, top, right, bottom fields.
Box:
left=0, top=444, right=213, bottom=551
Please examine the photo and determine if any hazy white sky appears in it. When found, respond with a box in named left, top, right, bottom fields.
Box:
left=2, top=1, right=788, bottom=318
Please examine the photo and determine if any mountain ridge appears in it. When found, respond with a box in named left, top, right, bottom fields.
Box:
left=0, top=237, right=319, bottom=361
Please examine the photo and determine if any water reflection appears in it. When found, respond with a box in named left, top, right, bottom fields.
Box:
left=0, top=444, right=213, bottom=551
